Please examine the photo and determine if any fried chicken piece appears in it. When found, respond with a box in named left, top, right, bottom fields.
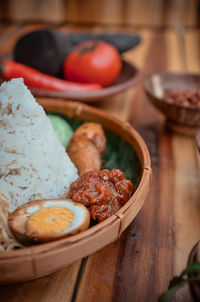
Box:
left=72, top=123, right=106, bottom=155
left=67, top=123, right=106, bottom=176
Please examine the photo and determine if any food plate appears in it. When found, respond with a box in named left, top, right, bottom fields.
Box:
left=144, top=72, right=200, bottom=135
left=0, top=58, right=140, bottom=102
left=0, top=99, right=151, bottom=284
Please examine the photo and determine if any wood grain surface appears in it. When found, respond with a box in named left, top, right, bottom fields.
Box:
left=0, top=23, right=200, bottom=302
left=0, top=0, right=199, bottom=26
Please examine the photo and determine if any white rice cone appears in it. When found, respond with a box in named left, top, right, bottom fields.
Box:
left=0, top=78, right=78, bottom=211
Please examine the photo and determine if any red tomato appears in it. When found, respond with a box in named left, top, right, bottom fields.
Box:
left=63, top=41, right=122, bottom=87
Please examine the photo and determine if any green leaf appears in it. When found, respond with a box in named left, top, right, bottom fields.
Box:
left=159, top=262, right=200, bottom=302
left=181, top=262, right=200, bottom=276
left=102, top=131, right=141, bottom=185
left=159, top=280, right=187, bottom=302
left=169, top=276, right=185, bottom=287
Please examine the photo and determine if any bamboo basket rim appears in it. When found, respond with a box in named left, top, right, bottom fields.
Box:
left=0, top=100, right=151, bottom=260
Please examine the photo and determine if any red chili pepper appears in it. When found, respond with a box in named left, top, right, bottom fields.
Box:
left=0, top=59, right=102, bottom=92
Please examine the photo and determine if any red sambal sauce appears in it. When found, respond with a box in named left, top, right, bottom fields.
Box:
left=67, top=169, right=134, bottom=222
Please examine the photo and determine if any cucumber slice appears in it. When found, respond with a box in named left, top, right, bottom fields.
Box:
left=48, top=114, right=73, bottom=148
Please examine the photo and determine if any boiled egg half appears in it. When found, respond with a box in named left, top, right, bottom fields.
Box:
left=8, top=199, right=90, bottom=245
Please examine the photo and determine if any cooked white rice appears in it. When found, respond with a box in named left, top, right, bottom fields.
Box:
left=0, top=78, right=78, bottom=211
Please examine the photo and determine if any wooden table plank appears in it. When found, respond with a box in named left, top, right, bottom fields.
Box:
left=173, top=136, right=200, bottom=271
left=185, top=28, right=200, bottom=72
left=172, top=136, right=200, bottom=302
left=0, top=261, right=81, bottom=302
left=171, top=27, right=200, bottom=302
left=75, top=243, right=120, bottom=302
left=125, top=29, right=175, bottom=301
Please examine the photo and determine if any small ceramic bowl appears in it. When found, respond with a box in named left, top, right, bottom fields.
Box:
left=144, top=72, right=200, bottom=135
left=188, top=241, right=200, bottom=302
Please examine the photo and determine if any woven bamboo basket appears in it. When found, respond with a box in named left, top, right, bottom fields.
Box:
left=0, top=99, right=151, bottom=284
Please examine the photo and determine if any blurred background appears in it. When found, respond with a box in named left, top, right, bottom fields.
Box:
left=0, top=0, right=200, bottom=27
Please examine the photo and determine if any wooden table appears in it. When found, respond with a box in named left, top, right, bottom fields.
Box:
left=0, top=23, right=200, bottom=302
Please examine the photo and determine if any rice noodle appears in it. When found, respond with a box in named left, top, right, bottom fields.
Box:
left=0, top=195, right=23, bottom=251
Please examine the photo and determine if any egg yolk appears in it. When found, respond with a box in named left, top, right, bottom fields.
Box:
left=26, top=207, right=74, bottom=237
